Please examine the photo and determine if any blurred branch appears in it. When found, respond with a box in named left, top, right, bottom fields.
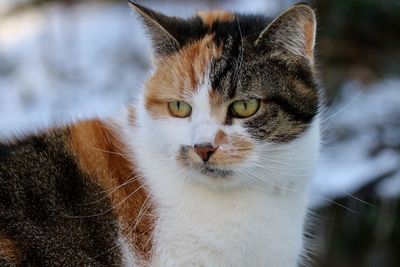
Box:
left=311, top=0, right=400, bottom=95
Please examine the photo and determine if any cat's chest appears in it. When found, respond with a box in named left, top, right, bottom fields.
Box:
left=149, top=186, right=307, bottom=267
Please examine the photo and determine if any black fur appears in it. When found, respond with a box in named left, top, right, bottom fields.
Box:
left=0, top=131, right=122, bottom=266
left=207, top=15, right=318, bottom=142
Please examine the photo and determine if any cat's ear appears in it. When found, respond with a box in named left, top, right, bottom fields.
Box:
left=256, top=4, right=316, bottom=61
left=129, top=1, right=184, bottom=56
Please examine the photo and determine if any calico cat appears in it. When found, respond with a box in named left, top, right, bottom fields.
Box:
left=0, top=1, right=320, bottom=266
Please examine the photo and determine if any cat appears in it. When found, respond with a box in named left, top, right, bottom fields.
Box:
left=0, top=1, right=320, bottom=266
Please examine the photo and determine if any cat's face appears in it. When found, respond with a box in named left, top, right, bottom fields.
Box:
left=130, top=3, right=320, bottom=189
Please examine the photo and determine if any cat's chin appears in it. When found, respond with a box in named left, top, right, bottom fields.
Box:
left=182, top=164, right=245, bottom=189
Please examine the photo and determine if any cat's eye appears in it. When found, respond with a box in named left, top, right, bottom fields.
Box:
left=168, top=100, right=192, bottom=118
left=230, top=99, right=260, bottom=118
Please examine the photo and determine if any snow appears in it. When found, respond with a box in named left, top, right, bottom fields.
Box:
left=310, top=80, right=400, bottom=206
left=1, top=1, right=399, bottom=205
left=376, top=170, right=400, bottom=198
left=0, top=2, right=151, bottom=138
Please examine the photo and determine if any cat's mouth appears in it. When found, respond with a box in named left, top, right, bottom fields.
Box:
left=198, top=163, right=233, bottom=178
left=178, top=145, right=234, bottom=178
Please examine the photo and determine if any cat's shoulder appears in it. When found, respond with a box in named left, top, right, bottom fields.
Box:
left=0, top=128, right=71, bottom=177
left=0, top=120, right=124, bottom=266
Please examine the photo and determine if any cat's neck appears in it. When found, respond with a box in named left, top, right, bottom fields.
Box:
left=133, top=150, right=309, bottom=267
left=120, top=105, right=317, bottom=266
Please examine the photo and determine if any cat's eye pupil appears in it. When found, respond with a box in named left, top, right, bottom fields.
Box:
left=230, top=99, right=260, bottom=119
left=168, top=100, right=192, bottom=118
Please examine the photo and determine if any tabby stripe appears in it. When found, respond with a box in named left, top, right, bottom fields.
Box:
left=267, top=96, right=316, bottom=123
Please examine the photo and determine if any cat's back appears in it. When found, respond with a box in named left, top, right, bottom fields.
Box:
left=0, top=124, right=130, bottom=266
left=0, top=130, right=86, bottom=198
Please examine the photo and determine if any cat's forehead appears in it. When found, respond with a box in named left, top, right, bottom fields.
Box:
left=197, top=10, right=235, bottom=27
left=193, top=11, right=269, bottom=46
left=151, top=12, right=271, bottom=98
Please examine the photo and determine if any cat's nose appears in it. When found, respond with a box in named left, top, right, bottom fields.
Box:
left=193, top=143, right=217, bottom=162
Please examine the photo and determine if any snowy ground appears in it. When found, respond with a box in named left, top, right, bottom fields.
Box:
left=311, top=80, right=400, bottom=206
left=1, top=1, right=399, bottom=205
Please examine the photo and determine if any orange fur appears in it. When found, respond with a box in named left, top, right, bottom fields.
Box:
left=145, top=35, right=222, bottom=119
left=210, top=135, right=253, bottom=165
left=0, top=235, right=21, bottom=264
left=304, top=20, right=315, bottom=58
left=197, top=10, right=235, bottom=27
left=214, top=130, right=228, bottom=146
left=69, top=120, right=154, bottom=262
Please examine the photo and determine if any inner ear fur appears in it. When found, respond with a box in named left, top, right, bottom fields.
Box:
left=129, top=1, right=186, bottom=56
left=256, top=4, right=316, bottom=61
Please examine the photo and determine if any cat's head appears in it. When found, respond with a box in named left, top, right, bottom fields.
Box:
left=129, top=1, right=320, bottom=190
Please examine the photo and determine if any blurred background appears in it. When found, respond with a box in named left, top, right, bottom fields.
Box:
left=0, top=0, right=399, bottom=266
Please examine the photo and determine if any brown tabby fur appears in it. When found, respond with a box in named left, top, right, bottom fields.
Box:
left=0, top=235, right=21, bottom=265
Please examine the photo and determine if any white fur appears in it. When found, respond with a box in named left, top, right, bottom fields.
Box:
left=119, top=234, right=139, bottom=267
left=119, top=75, right=320, bottom=266
left=190, top=79, right=220, bottom=146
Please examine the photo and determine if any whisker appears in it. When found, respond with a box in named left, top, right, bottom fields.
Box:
left=319, top=86, right=363, bottom=125
left=65, top=182, right=148, bottom=219
left=237, top=167, right=360, bottom=215
left=79, top=172, right=143, bottom=206
left=92, top=195, right=154, bottom=261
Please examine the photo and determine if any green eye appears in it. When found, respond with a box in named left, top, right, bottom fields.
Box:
left=168, top=100, right=192, bottom=118
left=230, top=99, right=260, bottom=118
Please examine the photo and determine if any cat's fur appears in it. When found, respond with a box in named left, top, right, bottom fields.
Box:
left=0, top=2, right=320, bottom=266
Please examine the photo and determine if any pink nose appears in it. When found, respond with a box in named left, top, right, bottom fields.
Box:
left=194, top=143, right=217, bottom=162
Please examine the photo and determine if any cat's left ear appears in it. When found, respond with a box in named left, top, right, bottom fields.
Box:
left=256, top=4, right=316, bottom=61
left=129, top=1, right=185, bottom=56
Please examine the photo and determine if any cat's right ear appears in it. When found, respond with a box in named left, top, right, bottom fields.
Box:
left=255, top=4, right=316, bottom=62
left=129, top=1, right=184, bottom=56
